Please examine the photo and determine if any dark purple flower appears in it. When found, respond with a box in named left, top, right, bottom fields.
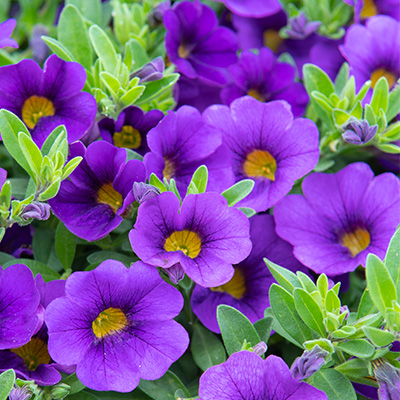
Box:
left=29, top=25, right=50, bottom=64
left=129, top=191, right=252, bottom=287
left=0, top=264, right=40, bottom=350
left=0, top=224, right=33, bottom=258
left=221, top=48, right=309, bottom=117
left=212, top=0, right=282, bottom=18
left=0, top=55, right=97, bottom=147
left=45, top=260, right=188, bottom=392
left=199, top=351, right=328, bottom=400
left=191, top=214, right=305, bottom=333
left=164, top=1, right=238, bottom=84
left=204, top=97, right=320, bottom=212
left=132, top=182, right=160, bottom=205
left=290, top=345, right=329, bottom=381
left=340, top=16, right=400, bottom=93
left=20, top=202, right=51, bottom=221
left=0, top=19, right=18, bottom=49
left=274, top=162, right=400, bottom=276
left=0, top=275, right=65, bottom=386
left=342, top=119, right=378, bottom=145
left=133, top=57, right=165, bottom=83
left=144, top=105, right=234, bottom=196
left=99, top=106, right=164, bottom=155
left=284, top=13, right=322, bottom=39
left=49, top=141, right=146, bottom=241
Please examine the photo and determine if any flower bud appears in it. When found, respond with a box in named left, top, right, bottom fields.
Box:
left=290, top=345, right=329, bottom=381
left=164, top=263, right=185, bottom=284
left=252, top=341, right=268, bottom=357
left=9, top=386, right=32, bottom=400
left=20, top=202, right=51, bottom=221
left=342, top=119, right=378, bottom=145
left=133, top=57, right=165, bottom=83
left=132, top=182, right=161, bottom=205
left=373, top=358, right=400, bottom=400
left=284, top=13, right=321, bottom=39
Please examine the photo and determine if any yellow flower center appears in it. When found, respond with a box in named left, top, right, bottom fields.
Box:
left=371, top=69, right=397, bottom=89
left=178, top=44, right=190, bottom=59
left=164, top=230, right=202, bottom=258
left=360, top=0, right=378, bottom=18
left=340, top=228, right=371, bottom=257
left=113, top=125, right=142, bottom=149
left=22, top=96, right=55, bottom=129
left=210, top=268, right=246, bottom=299
left=92, top=307, right=128, bottom=339
left=97, top=183, right=123, bottom=213
left=11, top=338, right=51, bottom=371
left=263, top=29, right=284, bottom=53
left=163, top=158, right=175, bottom=181
left=243, top=149, right=277, bottom=180
left=247, top=89, right=264, bottom=102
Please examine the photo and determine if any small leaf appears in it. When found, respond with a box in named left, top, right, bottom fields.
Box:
left=303, top=63, right=335, bottom=97
left=41, top=125, right=67, bottom=157
left=119, top=85, right=146, bottom=107
left=100, top=71, right=120, bottom=95
left=89, top=24, right=118, bottom=74
left=335, top=358, right=369, bottom=379
left=186, top=165, right=208, bottom=196
left=387, top=85, right=400, bottom=122
left=253, top=317, right=273, bottom=343
left=42, top=36, right=76, bottom=62
left=264, top=258, right=302, bottom=294
left=135, top=74, right=180, bottom=105
left=334, top=62, right=349, bottom=95
left=297, top=271, right=317, bottom=293
left=331, top=326, right=357, bottom=339
left=336, top=339, right=375, bottom=359
left=357, top=289, right=378, bottom=319
left=3, top=258, right=60, bottom=281
left=385, top=227, right=400, bottom=297
left=191, top=323, right=226, bottom=371
left=55, top=222, right=76, bottom=270
left=221, top=179, right=254, bottom=207
left=217, top=305, right=260, bottom=355
left=238, top=207, right=256, bottom=218
left=366, top=253, right=397, bottom=315
left=0, top=369, right=15, bottom=400
left=317, top=274, right=329, bottom=298
left=18, top=131, right=43, bottom=178
left=370, top=77, right=389, bottom=115
left=62, top=156, right=82, bottom=180
left=326, top=289, right=341, bottom=313
left=362, top=326, right=395, bottom=347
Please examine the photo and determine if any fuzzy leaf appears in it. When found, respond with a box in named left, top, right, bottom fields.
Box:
left=265, top=258, right=302, bottom=294
left=0, top=369, right=15, bottom=400
left=385, top=227, right=400, bottom=296
left=336, top=339, right=375, bottom=358
left=221, top=179, right=254, bottom=207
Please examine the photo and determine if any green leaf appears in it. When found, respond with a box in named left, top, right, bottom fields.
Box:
left=0, top=109, right=34, bottom=177
left=333, top=109, right=350, bottom=126
left=365, top=104, right=377, bottom=126
left=331, top=326, right=357, bottom=339
left=41, top=125, right=67, bottom=157
left=336, top=339, right=375, bottom=359
left=217, top=305, right=261, bottom=355
left=362, top=326, right=395, bottom=347
left=42, top=36, right=76, bottom=62
left=62, top=156, right=82, bottom=180
left=186, top=165, right=208, bottom=196
left=221, top=179, right=254, bottom=207
left=3, top=258, right=60, bottom=281
left=38, top=178, right=61, bottom=201
left=119, top=85, right=146, bottom=107
left=89, top=24, right=118, bottom=74
left=86, top=251, right=133, bottom=266
left=334, top=62, right=349, bottom=95
left=335, top=358, right=369, bottom=379
left=317, top=274, right=329, bottom=298
left=55, top=222, right=76, bottom=270
left=387, top=85, right=400, bottom=122
left=100, top=71, right=120, bottom=95
left=297, top=271, right=317, bottom=293
left=238, top=207, right=256, bottom=218
left=366, top=253, right=397, bottom=315
left=376, top=143, right=400, bottom=154
left=309, top=369, right=357, bottom=400
left=18, top=131, right=43, bottom=178
left=326, top=289, right=341, bottom=313
left=66, top=0, right=102, bottom=24
left=253, top=317, right=273, bottom=343
left=149, top=173, right=167, bottom=193
left=293, top=288, right=327, bottom=337
left=264, top=258, right=302, bottom=294
left=135, top=74, right=179, bottom=105
left=61, top=373, right=86, bottom=394
left=303, top=64, right=335, bottom=97
left=0, top=369, right=15, bottom=400
left=58, top=5, right=93, bottom=69
left=370, top=77, right=389, bottom=115
left=139, top=370, right=190, bottom=400
left=269, top=284, right=312, bottom=348
left=357, top=289, right=378, bottom=319
left=385, top=227, right=400, bottom=296
left=191, top=323, right=226, bottom=371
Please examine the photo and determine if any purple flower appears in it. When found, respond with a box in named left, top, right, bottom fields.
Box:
left=133, top=57, right=165, bottom=83
left=20, top=202, right=51, bottom=221
left=9, top=386, right=32, bottom=400
left=129, top=191, right=252, bottom=287
left=290, top=345, right=329, bottom=381
left=191, top=214, right=305, bottom=333
left=0, top=19, right=18, bottom=49
left=0, top=275, right=65, bottom=386
left=204, top=97, right=320, bottom=212
left=144, top=105, right=234, bottom=196
left=164, top=1, right=238, bottom=84
left=0, top=55, right=97, bottom=147
left=45, top=260, right=188, bottom=392
left=132, top=182, right=160, bottom=205
left=49, top=141, right=146, bottom=241
left=0, top=224, right=33, bottom=258
left=284, top=13, right=322, bottom=39
left=342, top=119, right=378, bottom=145
left=0, top=264, right=40, bottom=350
left=99, top=106, right=164, bottom=155
left=221, top=48, right=309, bottom=117
left=199, top=351, right=328, bottom=400
left=274, top=162, right=400, bottom=276
left=29, top=25, right=49, bottom=63
left=340, top=16, right=400, bottom=92
left=374, top=359, right=400, bottom=399
left=345, top=0, right=400, bottom=22
left=212, top=0, right=282, bottom=18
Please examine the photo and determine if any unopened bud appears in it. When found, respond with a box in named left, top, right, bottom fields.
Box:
left=252, top=341, right=268, bottom=357
left=164, top=263, right=185, bottom=284
left=133, top=57, right=165, bottom=83
left=284, top=12, right=321, bottom=39
left=373, top=358, right=400, bottom=400
left=342, top=119, right=378, bottom=145
left=50, top=383, right=71, bottom=399
left=290, top=345, right=329, bottom=381
left=20, top=202, right=51, bottom=221
left=9, top=386, right=32, bottom=400
left=132, top=182, right=160, bottom=205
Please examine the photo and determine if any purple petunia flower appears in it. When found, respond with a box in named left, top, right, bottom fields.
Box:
left=344, top=0, right=400, bottom=22
left=0, top=264, right=40, bottom=350
left=99, top=106, right=164, bottom=155
left=49, top=141, right=146, bottom=241
left=199, top=351, right=328, bottom=400
left=164, top=1, right=238, bottom=84
left=340, top=16, right=400, bottom=93
left=191, top=214, right=305, bottom=333
left=144, top=105, right=234, bottom=196
left=274, top=162, right=400, bottom=276
left=221, top=48, right=309, bottom=117
left=203, top=97, right=320, bottom=212
left=45, top=260, right=188, bottom=392
left=129, top=191, right=252, bottom=287
left=211, top=0, right=282, bottom=18
left=0, top=19, right=18, bottom=49
left=0, top=54, right=97, bottom=147
left=0, top=275, right=66, bottom=386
